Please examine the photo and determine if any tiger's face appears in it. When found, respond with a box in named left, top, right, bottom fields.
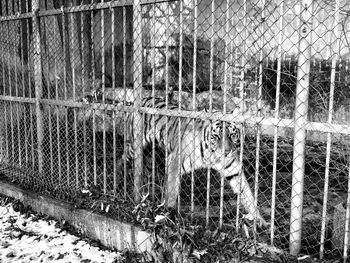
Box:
left=209, top=121, right=241, bottom=155
left=202, top=121, right=242, bottom=176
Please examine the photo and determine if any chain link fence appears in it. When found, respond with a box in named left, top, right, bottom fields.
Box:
left=1, top=0, right=350, bottom=260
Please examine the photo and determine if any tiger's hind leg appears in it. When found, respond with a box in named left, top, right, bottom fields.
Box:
left=114, top=142, right=134, bottom=195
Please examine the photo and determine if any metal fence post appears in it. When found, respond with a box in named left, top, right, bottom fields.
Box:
left=289, top=0, right=313, bottom=256
left=133, top=0, right=143, bottom=203
left=32, top=0, right=44, bottom=175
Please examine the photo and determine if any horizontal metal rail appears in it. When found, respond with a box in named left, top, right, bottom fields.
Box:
left=0, top=0, right=178, bottom=22
left=0, top=12, right=32, bottom=22
left=0, top=95, right=35, bottom=104
left=1, top=95, right=350, bottom=135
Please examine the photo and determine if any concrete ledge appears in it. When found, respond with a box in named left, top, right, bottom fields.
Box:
left=0, top=180, right=153, bottom=252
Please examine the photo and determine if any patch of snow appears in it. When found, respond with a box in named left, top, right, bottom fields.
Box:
left=0, top=204, right=123, bottom=263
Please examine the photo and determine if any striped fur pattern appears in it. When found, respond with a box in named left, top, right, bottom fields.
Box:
left=117, top=97, right=266, bottom=227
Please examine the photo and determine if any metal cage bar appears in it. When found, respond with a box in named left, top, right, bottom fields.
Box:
left=111, top=5, right=117, bottom=196
left=289, top=0, right=313, bottom=255
left=90, top=0, right=97, bottom=186
left=32, top=0, right=44, bottom=175
left=123, top=6, right=128, bottom=199
left=177, top=0, right=184, bottom=212
left=151, top=3, right=156, bottom=203
left=101, top=0, right=107, bottom=195
left=164, top=2, right=170, bottom=206
left=190, top=0, right=198, bottom=218
left=81, top=7, right=88, bottom=189
left=320, top=0, right=340, bottom=258
left=206, top=0, right=215, bottom=227
left=132, top=0, right=144, bottom=203
left=254, top=0, right=266, bottom=233
left=236, top=0, right=248, bottom=231
left=271, top=0, right=284, bottom=244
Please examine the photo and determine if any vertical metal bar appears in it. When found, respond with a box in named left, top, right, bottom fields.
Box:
left=72, top=10, right=79, bottom=189
left=60, top=6, right=68, bottom=184
left=236, top=0, right=247, bottom=230
left=164, top=2, right=170, bottom=205
left=177, top=0, right=183, bottom=211
left=206, top=0, right=215, bottom=226
left=11, top=5, right=21, bottom=167
left=57, top=115, right=62, bottom=182
left=15, top=59, right=22, bottom=167
left=19, top=13, right=29, bottom=166
left=83, top=105, right=87, bottom=187
left=7, top=20, right=15, bottom=164
left=65, top=107, right=70, bottom=186
left=0, top=7, right=4, bottom=162
left=3, top=102, right=9, bottom=164
left=320, top=0, right=340, bottom=258
left=16, top=11, right=21, bottom=167
left=44, top=10, right=52, bottom=175
left=44, top=19, right=50, bottom=100
left=27, top=1, right=35, bottom=170
left=111, top=5, right=116, bottom=195
left=63, top=8, right=70, bottom=187
left=112, top=106, right=116, bottom=195
left=123, top=6, right=127, bottom=198
left=10, top=100, right=14, bottom=164
left=93, top=111, right=97, bottom=185
left=151, top=3, right=156, bottom=202
left=48, top=105, right=53, bottom=175
left=7, top=33, right=16, bottom=164
left=254, top=0, right=266, bottom=233
left=101, top=1, right=107, bottom=194
left=16, top=102, right=22, bottom=166
left=81, top=8, right=87, bottom=188
left=1, top=26, right=8, bottom=163
left=5, top=20, right=9, bottom=97
left=30, top=109, right=35, bottom=169
left=289, top=0, right=313, bottom=256
left=220, top=0, right=230, bottom=229
left=191, top=0, right=198, bottom=217
left=91, top=0, right=97, bottom=186
left=32, top=0, right=44, bottom=174
left=55, top=55, right=61, bottom=183
left=7, top=22, right=11, bottom=96
left=26, top=1, right=34, bottom=170
left=133, top=0, right=144, bottom=202
left=271, top=0, right=284, bottom=245
left=47, top=47, right=53, bottom=177
left=1, top=20, right=4, bottom=98
left=14, top=25, right=18, bottom=99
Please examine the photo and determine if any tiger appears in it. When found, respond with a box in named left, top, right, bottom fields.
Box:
left=112, top=96, right=267, bottom=227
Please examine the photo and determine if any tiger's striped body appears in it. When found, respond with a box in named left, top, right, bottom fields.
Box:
left=116, top=97, right=266, bottom=227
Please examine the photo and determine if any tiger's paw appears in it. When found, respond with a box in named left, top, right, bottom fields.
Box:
left=242, top=214, right=269, bottom=229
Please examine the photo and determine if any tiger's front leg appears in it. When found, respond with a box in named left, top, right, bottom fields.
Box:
left=228, top=171, right=267, bottom=228
left=164, top=152, right=181, bottom=208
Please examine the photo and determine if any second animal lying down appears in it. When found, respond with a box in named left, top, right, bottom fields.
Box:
left=115, top=96, right=267, bottom=227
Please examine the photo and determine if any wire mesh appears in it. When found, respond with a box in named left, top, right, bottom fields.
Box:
left=2, top=0, right=350, bottom=260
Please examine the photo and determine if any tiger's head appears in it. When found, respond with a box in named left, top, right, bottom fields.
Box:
left=203, top=120, right=242, bottom=176
left=210, top=121, right=241, bottom=153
